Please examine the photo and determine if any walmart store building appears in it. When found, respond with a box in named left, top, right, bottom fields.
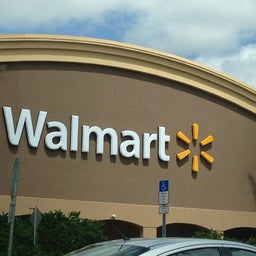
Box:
left=0, top=35, right=256, bottom=239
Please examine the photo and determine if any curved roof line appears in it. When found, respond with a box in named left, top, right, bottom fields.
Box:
left=0, top=34, right=255, bottom=114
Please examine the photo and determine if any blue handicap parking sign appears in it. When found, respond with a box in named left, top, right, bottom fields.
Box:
left=159, top=180, right=169, bottom=192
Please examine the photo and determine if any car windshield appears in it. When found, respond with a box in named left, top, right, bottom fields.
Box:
left=64, top=242, right=149, bottom=256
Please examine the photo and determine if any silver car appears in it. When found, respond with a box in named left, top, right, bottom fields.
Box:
left=64, top=238, right=256, bottom=256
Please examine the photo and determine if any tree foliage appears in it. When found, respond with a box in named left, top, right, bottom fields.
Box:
left=0, top=64, right=6, bottom=72
left=0, top=213, right=9, bottom=256
left=193, top=228, right=223, bottom=240
left=0, top=210, right=106, bottom=256
left=193, top=228, right=256, bottom=245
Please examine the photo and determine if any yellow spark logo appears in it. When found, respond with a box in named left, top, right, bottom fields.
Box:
left=176, top=123, right=214, bottom=172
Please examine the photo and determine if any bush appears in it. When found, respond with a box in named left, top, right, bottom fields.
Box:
left=193, top=228, right=256, bottom=246
left=246, top=236, right=256, bottom=245
left=193, top=228, right=223, bottom=240
left=0, top=213, right=9, bottom=256
left=38, top=210, right=106, bottom=255
left=0, top=64, right=6, bottom=72
left=0, top=210, right=106, bottom=256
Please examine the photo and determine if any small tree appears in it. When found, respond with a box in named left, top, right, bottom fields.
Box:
left=193, top=228, right=223, bottom=240
left=0, top=64, right=6, bottom=72
left=0, top=210, right=106, bottom=256
left=38, top=210, right=106, bottom=255
left=0, top=213, right=9, bottom=256
left=0, top=213, right=38, bottom=256
left=246, top=236, right=256, bottom=245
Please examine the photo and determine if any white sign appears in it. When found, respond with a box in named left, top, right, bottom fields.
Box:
left=159, top=192, right=169, bottom=205
left=159, top=205, right=169, bottom=214
left=158, top=180, right=169, bottom=205
left=3, top=106, right=171, bottom=162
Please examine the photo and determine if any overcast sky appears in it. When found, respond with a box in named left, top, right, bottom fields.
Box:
left=1, top=0, right=256, bottom=88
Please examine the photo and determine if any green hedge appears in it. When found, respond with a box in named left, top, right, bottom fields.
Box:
left=193, top=228, right=256, bottom=245
left=0, top=211, right=106, bottom=256
left=0, top=64, right=6, bottom=72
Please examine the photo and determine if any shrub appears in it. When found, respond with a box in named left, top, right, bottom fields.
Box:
left=0, top=210, right=106, bottom=256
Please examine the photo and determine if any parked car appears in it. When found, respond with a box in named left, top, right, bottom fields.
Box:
left=64, top=237, right=256, bottom=256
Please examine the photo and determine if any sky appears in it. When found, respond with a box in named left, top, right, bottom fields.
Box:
left=1, top=0, right=256, bottom=88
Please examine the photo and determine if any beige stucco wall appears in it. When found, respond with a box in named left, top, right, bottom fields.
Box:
left=0, top=35, right=255, bottom=235
left=1, top=195, right=255, bottom=235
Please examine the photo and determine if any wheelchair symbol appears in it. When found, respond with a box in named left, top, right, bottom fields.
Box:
left=159, top=180, right=169, bottom=192
left=161, top=182, right=167, bottom=191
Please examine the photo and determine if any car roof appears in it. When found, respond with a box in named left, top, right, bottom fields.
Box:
left=66, top=238, right=256, bottom=256
left=107, top=238, right=256, bottom=251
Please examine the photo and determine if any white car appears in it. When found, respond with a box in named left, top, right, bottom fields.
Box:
left=64, top=237, right=256, bottom=256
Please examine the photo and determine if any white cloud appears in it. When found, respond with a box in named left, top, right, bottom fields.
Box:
left=195, top=44, right=256, bottom=87
left=124, top=0, right=256, bottom=56
left=122, top=0, right=256, bottom=87
left=0, top=0, right=128, bottom=28
left=0, top=0, right=256, bottom=87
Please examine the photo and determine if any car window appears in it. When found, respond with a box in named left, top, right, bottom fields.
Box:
left=64, top=243, right=149, bottom=256
left=229, top=248, right=256, bottom=256
left=169, top=247, right=221, bottom=256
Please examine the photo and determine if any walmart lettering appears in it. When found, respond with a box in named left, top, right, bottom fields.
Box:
left=3, top=106, right=170, bottom=161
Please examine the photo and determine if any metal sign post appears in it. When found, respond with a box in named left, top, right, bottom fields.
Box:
left=158, top=180, right=169, bottom=238
left=8, top=158, right=20, bottom=256
left=30, top=207, right=42, bottom=245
